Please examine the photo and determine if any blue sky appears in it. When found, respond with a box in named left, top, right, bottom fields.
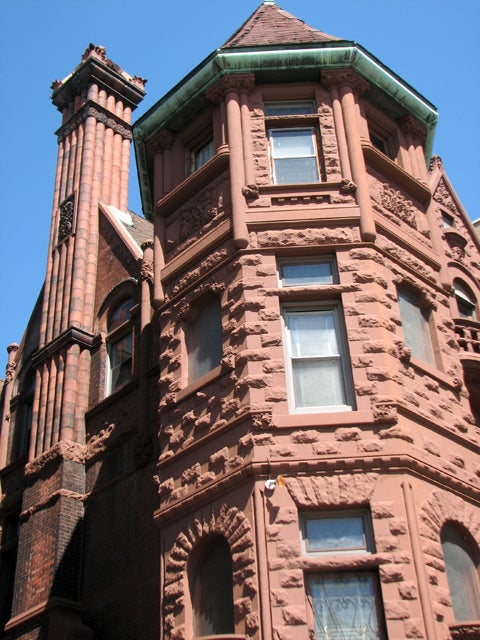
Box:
left=0, top=0, right=479, bottom=375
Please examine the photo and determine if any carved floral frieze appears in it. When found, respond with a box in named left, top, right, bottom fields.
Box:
left=433, top=178, right=458, bottom=215
left=373, top=183, right=417, bottom=229
left=177, top=189, right=224, bottom=245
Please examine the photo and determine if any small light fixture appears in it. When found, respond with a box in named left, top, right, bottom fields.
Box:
left=264, top=475, right=285, bottom=492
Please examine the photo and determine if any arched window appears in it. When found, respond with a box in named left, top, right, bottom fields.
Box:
left=441, top=523, right=480, bottom=621
left=453, top=280, right=477, bottom=320
left=189, top=535, right=234, bottom=637
left=106, top=298, right=134, bottom=395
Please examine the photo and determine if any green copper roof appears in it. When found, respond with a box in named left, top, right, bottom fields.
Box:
left=134, top=40, right=438, bottom=219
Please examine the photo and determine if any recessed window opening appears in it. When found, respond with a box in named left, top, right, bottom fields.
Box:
left=301, top=511, right=374, bottom=555
left=269, top=128, right=320, bottom=185
left=264, top=100, right=316, bottom=116
left=106, top=298, right=134, bottom=395
left=307, top=572, right=386, bottom=640
left=397, top=287, right=435, bottom=366
left=189, top=535, right=235, bottom=637
left=282, top=304, right=354, bottom=412
left=187, top=295, right=223, bottom=383
left=454, top=280, right=477, bottom=320
left=441, top=523, right=480, bottom=621
left=278, top=257, right=336, bottom=287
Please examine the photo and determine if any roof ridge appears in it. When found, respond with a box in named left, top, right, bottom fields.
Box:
left=221, top=2, right=339, bottom=49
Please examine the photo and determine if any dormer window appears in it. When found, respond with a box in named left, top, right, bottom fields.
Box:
left=265, top=101, right=321, bottom=185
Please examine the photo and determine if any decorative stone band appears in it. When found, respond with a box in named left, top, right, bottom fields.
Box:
left=450, top=623, right=480, bottom=639
left=32, top=326, right=101, bottom=367
left=55, top=100, right=133, bottom=142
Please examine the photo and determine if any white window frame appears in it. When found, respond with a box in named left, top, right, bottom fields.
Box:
left=300, top=510, right=375, bottom=556
left=278, top=256, right=337, bottom=288
left=281, top=303, right=354, bottom=413
left=268, top=127, right=320, bottom=185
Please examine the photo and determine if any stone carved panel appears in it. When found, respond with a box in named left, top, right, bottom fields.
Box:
left=373, top=183, right=417, bottom=229
left=58, top=195, right=75, bottom=242
left=163, top=504, right=259, bottom=639
left=433, top=178, right=458, bottom=215
left=168, top=188, right=225, bottom=253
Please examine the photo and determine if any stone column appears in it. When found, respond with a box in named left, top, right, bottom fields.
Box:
left=322, top=70, right=376, bottom=242
left=0, top=344, right=19, bottom=467
left=400, top=115, right=428, bottom=183
left=207, top=75, right=255, bottom=250
left=151, top=129, right=175, bottom=306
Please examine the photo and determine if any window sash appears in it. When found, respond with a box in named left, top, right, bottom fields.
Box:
left=264, top=100, right=316, bottom=116
left=397, top=289, right=435, bottom=365
left=442, top=526, right=480, bottom=621
left=279, top=258, right=335, bottom=287
left=283, top=307, right=352, bottom=411
left=308, top=573, right=385, bottom=640
left=269, top=128, right=320, bottom=184
left=188, top=297, right=223, bottom=383
left=108, top=333, right=132, bottom=393
left=303, top=513, right=372, bottom=554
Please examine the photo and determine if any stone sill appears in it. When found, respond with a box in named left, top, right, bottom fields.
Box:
left=276, top=410, right=373, bottom=429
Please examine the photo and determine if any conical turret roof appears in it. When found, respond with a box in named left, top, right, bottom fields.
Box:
left=221, top=0, right=339, bottom=49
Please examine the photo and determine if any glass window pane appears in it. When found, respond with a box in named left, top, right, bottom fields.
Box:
left=289, top=312, right=338, bottom=358
left=189, top=297, right=223, bottom=382
left=398, top=289, right=435, bottom=365
left=281, top=261, right=333, bottom=286
left=195, top=138, right=215, bottom=171
left=108, top=298, right=133, bottom=331
left=442, top=525, right=480, bottom=621
left=305, top=516, right=367, bottom=552
left=271, top=129, right=315, bottom=158
left=274, top=157, right=319, bottom=184
left=310, top=574, right=383, bottom=640
left=293, top=359, right=345, bottom=407
left=264, top=101, right=315, bottom=116
left=110, top=334, right=132, bottom=391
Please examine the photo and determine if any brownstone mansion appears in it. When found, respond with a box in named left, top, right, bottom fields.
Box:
left=1, top=2, right=479, bottom=639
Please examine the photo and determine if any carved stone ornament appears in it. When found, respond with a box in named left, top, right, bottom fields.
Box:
left=139, top=256, right=154, bottom=283
left=178, top=189, right=223, bottom=243
left=450, top=624, right=480, bottom=640
left=81, top=43, right=107, bottom=62
left=251, top=411, right=273, bottom=430
left=375, top=183, right=417, bottom=229
left=321, top=69, right=370, bottom=96
left=56, top=102, right=133, bottom=142
left=339, top=178, right=357, bottom=195
left=5, top=361, right=17, bottom=384
left=373, top=401, right=398, bottom=425
left=147, top=129, right=175, bottom=155
left=433, top=178, right=457, bottom=214
left=58, top=194, right=75, bottom=242
left=399, top=115, right=426, bottom=144
left=242, top=184, right=260, bottom=199
left=205, top=74, right=255, bottom=103
left=429, top=154, right=444, bottom=172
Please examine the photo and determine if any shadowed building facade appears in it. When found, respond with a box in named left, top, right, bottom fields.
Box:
left=1, top=2, right=479, bottom=639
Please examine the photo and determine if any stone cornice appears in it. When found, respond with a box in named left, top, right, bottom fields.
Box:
left=32, top=326, right=100, bottom=367
left=154, top=453, right=480, bottom=523
left=52, top=51, right=145, bottom=111
left=55, top=100, right=133, bottom=142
